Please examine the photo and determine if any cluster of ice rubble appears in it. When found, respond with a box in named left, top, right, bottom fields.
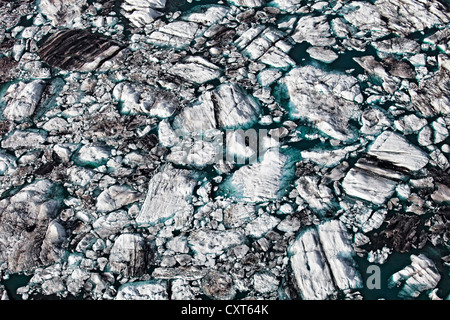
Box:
left=0, top=0, right=449, bottom=300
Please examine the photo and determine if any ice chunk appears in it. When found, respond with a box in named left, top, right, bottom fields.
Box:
left=113, top=82, right=177, bottom=118
left=342, top=167, right=397, bottom=204
left=168, top=56, right=222, bottom=84
left=187, top=229, right=246, bottom=255
left=0, top=180, right=62, bottom=272
left=253, top=271, right=279, bottom=294
left=122, top=0, right=166, bottom=28
left=373, top=38, right=420, bottom=55
left=96, top=185, right=141, bottom=213
left=175, top=83, right=260, bottom=132
left=222, top=150, right=288, bottom=203
left=173, top=91, right=217, bottom=134
left=340, top=1, right=388, bottom=35
left=0, top=152, right=16, bottom=175
left=236, top=27, right=294, bottom=69
left=147, top=21, right=205, bottom=49
left=73, top=144, right=111, bottom=167
left=116, top=281, right=168, bottom=300
left=109, top=233, right=151, bottom=277
left=316, top=220, right=363, bottom=291
left=374, top=0, right=450, bottom=36
left=367, top=131, right=428, bottom=171
left=292, top=15, right=335, bottom=46
left=93, top=210, right=132, bottom=239
left=1, top=130, right=47, bottom=149
left=288, top=227, right=336, bottom=300
left=38, top=29, right=123, bottom=71
left=282, top=65, right=361, bottom=141
left=39, top=0, right=87, bottom=27
left=2, top=80, right=46, bottom=122
left=245, top=212, right=280, bottom=239
left=289, top=220, right=362, bottom=300
left=136, top=165, right=197, bottom=228
left=229, top=0, right=265, bottom=7
left=295, top=176, right=335, bottom=212
left=223, top=203, right=256, bottom=228
left=389, top=254, right=441, bottom=299
left=213, top=83, right=261, bottom=129
left=182, top=5, right=229, bottom=25
left=201, top=270, right=236, bottom=299
left=307, top=46, right=339, bottom=64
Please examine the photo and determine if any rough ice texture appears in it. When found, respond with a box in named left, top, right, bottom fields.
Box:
left=295, top=176, right=335, bottom=212
left=136, top=165, right=197, bottom=228
left=282, top=65, right=362, bottom=141
left=113, top=82, right=178, bottom=117
left=174, top=83, right=261, bottom=132
left=367, top=131, right=429, bottom=171
left=39, top=0, right=87, bottom=27
left=188, top=229, right=246, bottom=255
left=0, top=180, right=62, bottom=273
left=292, top=15, right=335, bottom=46
left=289, top=220, right=362, bottom=300
left=168, top=56, right=222, bottom=84
left=147, top=21, right=205, bottom=49
left=2, top=80, right=46, bottom=121
left=108, top=234, right=151, bottom=277
left=223, top=150, right=287, bottom=203
left=342, top=167, right=397, bottom=204
left=1, top=130, right=47, bottom=149
left=389, top=254, right=441, bottom=298
left=122, top=0, right=166, bottom=28
left=96, top=185, right=141, bottom=213
left=115, top=281, right=168, bottom=300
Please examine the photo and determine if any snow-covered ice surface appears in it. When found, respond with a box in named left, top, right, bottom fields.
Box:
left=0, top=0, right=450, bottom=301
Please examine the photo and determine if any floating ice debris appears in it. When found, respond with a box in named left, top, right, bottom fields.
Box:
left=116, top=281, right=168, bottom=300
left=389, top=254, right=441, bottom=299
left=2, top=80, right=46, bottom=122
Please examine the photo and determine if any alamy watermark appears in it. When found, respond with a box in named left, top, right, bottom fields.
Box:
left=171, top=128, right=281, bottom=166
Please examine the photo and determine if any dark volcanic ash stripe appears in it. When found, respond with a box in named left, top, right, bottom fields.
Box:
left=38, top=29, right=123, bottom=71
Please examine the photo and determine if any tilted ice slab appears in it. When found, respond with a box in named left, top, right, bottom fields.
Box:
left=282, top=65, right=362, bottom=141
left=122, top=0, right=167, bottom=28
left=367, top=131, right=428, bottom=171
left=342, top=167, right=398, bottom=205
left=136, top=165, right=198, bottom=229
left=168, top=56, right=222, bottom=84
left=2, top=80, right=46, bottom=122
left=222, top=150, right=288, bottom=203
left=289, top=220, right=362, bottom=300
left=96, top=185, right=141, bottom=213
left=235, top=26, right=294, bottom=69
left=389, top=254, right=441, bottom=298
